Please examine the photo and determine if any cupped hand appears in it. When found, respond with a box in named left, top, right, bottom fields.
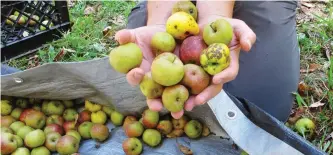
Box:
left=183, top=15, right=257, bottom=112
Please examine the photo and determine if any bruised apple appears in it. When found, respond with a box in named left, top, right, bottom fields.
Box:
left=180, top=36, right=207, bottom=65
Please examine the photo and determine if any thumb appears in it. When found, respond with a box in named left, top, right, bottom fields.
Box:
left=115, top=29, right=136, bottom=45
left=234, top=20, right=256, bottom=52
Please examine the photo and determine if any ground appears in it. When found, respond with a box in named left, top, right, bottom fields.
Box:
left=4, top=1, right=333, bottom=154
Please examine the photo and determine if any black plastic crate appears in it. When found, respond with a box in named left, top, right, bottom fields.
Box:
left=1, top=0, right=71, bottom=62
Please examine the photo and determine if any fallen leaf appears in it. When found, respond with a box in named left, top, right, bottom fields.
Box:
left=309, top=101, right=325, bottom=108
left=53, top=49, right=66, bottom=62
left=84, top=6, right=95, bottom=15
left=27, top=55, right=39, bottom=69
left=300, top=63, right=320, bottom=73
left=178, top=144, right=193, bottom=155
left=288, top=107, right=305, bottom=124
left=298, top=81, right=310, bottom=96
left=302, top=2, right=314, bottom=8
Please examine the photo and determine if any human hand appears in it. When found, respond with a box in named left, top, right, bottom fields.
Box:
left=183, top=15, right=256, bottom=112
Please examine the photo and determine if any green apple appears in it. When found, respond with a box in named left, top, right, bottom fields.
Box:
left=40, top=20, right=53, bottom=30
left=184, top=120, right=203, bottom=139
left=78, top=121, right=93, bottom=139
left=17, top=126, right=34, bottom=139
left=200, top=43, right=230, bottom=75
left=142, top=109, right=159, bottom=129
left=1, top=100, right=12, bottom=115
left=142, top=129, right=161, bottom=147
left=45, top=132, right=61, bottom=152
left=11, top=147, right=30, bottom=155
left=63, top=108, right=78, bottom=121
left=56, top=135, right=79, bottom=155
left=63, top=100, right=74, bottom=108
left=111, top=111, right=124, bottom=126
left=1, top=133, right=18, bottom=154
left=24, top=110, right=46, bottom=129
left=295, top=117, right=316, bottom=138
left=9, top=121, right=25, bottom=133
left=123, top=116, right=137, bottom=130
left=172, top=115, right=189, bottom=129
left=24, top=129, right=45, bottom=148
left=31, top=146, right=50, bottom=155
left=151, top=52, right=185, bottom=86
left=124, top=121, right=144, bottom=138
left=46, top=114, right=64, bottom=126
left=1, top=115, right=15, bottom=127
left=172, top=1, right=198, bottom=21
left=157, top=120, right=173, bottom=135
left=140, top=72, right=164, bottom=99
left=66, top=130, right=81, bottom=142
left=162, top=84, right=189, bottom=112
left=13, top=135, right=23, bottom=147
left=46, top=100, right=65, bottom=115
left=102, top=106, right=114, bottom=115
left=109, top=42, right=143, bottom=74
left=42, top=100, right=49, bottom=114
left=151, top=32, right=176, bottom=55
left=91, top=110, right=107, bottom=124
left=202, top=18, right=233, bottom=45
left=90, top=124, right=110, bottom=142
left=1, top=127, right=13, bottom=134
left=44, top=124, right=64, bottom=135
left=122, top=138, right=143, bottom=155
left=15, top=98, right=29, bottom=108
left=10, top=108, right=23, bottom=120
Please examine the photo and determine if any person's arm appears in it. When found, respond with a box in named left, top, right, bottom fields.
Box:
left=196, top=1, right=235, bottom=24
left=147, top=1, right=178, bottom=25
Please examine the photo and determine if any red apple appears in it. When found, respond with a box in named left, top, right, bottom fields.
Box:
left=19, top=108, right=36, bottom=122
left=123, top=116, right=137, bottom=130
left=1, top=116, right=16, bottom=127
left=56, top=135, right=79, bottom=155
left=44, top=124, right=64, bottom=135
left=180, top=36, right=207, bottom=65
left=46, top=115, right=64, bottom=126
left=63, top=121, right=78, bottom=132
left=77, top=110, right=91, bottom=124
left=24, top=110, right=46, bottom=129
left=181, top=64, right=210, bottom=94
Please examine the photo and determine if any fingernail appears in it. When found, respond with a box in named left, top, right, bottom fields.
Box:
left=246, top=39, right=252, bottom=49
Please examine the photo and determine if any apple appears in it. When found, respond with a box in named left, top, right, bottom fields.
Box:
left=111, top=111, right=124, bottom=126
left=151, top=32, right=176, bottom=55
left=90, top=124, right=110, bottom=142
left=45, top=132, right=61, bottom=152
left=9, top=121, right=25, bottom=133
left=1, top=100, right=12, bottom=115
left=142, top=109, right=159, bottom=128
left=17, top=126, right=34, bottom=139
left=24, top=129, right=45, bottom=148
left=140, top=72, right=164, bottom=99
left=46, top=100, right=65, bottom=115
left=10, top=108, right=23, bottom=120
left=123, top=116, right=137, bottom=130
left=46, top=115, right=64, bottom=126
left=11, top=147, right=30, bottom=155
left=184, top=120, right=202, bottom=139
left=142, top=129, right=162, bottom=147
left=180, top=36, right=207, bottom=65
left=202, top=18, right=233, bottom=45
left=42, top=100, right=49, bottom=114
left=200, top=43, right=231, bottom=75
left=84, top=100, right=102, bottom=112
left=157, top=120, right=173, bottom=135
left=122, top=138, right=143, bottom=155
left=1, top=127, right=13, bottom=134
left=1, top=115, right=15, bottom=127
left=202, top=123, right=211, bottom=137
left=1, top=133, right=17, bottom=154
left=19, top=108, right=37, bottom=122
left=181, top=64, right=210, bottom=94
left=25, top=110, right=46, bottom=129
left=124, top=121, right=144, bottom=138
left=172, top=1, right=198, bottom=21
left=91, top=110, right=107, bottom=124
left=63, top=121, right=78, bottom=132
left=31, top=146, right=50, bottom=155
left=15, top=98, right=29, bottom=108
left=63, top=108, right=78, bottom=121
left=66, top=130, right=81, bottom=142
left=109, top=42, right=143, bottom=74
left=295, top=117, right=316, bottom=138
left=63, top=100, right=74, bottom=108
left=102, top=106, right=114, bottom=116
left=166, top=129, right=184, bottom=138
left=162, top=84, right=189, bottom=112
left=151, top=52, right=184, bottom=86
left=44, top=124, right=64, bottom=135
left=13, top=135, right=23, bottom=147
left=172, top=115, right=189, bottom=129
left=166, top=12, right=199, bottom=40
left=78, top=110, right=91, bottom=124
left=56, top=135, right=79, bottom=155
left=78, top=121, right=93, bottom=139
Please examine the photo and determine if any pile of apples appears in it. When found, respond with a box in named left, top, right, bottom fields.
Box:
left=0, top=96, right=120, bottom=155
left=5, top=11, right=53, bottom=31
left=109, top=1, right=234, bottom=114
left=121, top=109, right=211, bottom=155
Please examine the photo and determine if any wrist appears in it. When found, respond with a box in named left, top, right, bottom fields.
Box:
left=146, top=1, right=177, bottom=26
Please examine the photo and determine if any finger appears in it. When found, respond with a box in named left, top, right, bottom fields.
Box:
left=126, top=68, right=145, bottom=86
left=184, top=96, right=196, bottom=111
left=195, top=84, right=223, bottom=105
left=171, top=110, right=184, bottom=119
left=212, top=49, right=240, bottom=84
left=234, top=20, right=256, bottom=52
left=115, top=29, right=136, bottom=45
left=147, top=98, right=163, bottom=112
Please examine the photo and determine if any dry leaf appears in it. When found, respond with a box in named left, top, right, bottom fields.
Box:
left=298, top=81, right=310, bottom=96
left=302, top=2, right=314, bottom=8
left=309, top=101, right=325, bottom=108
left=27, top=55, right=39, bottom=69
left=178, top=144, right=193, bottom=155
left=84, top=6, right=95, bottom=15
left=300, top=63, right=320, bottom=73
left=54, top=49, right=66, bottom=62
left=288, top=107, right=305, bottom=124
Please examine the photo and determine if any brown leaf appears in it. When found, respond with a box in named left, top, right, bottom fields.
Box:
left=84, top=6, right=95, bottom=15
left=178, top=144, right=193, bottom=155
left=53, top=49, right=66, bottom=62
left=288, top=107, right=305, bottom=124
left=309, top=101, right=325, bottom=108
left=27, top=55, right=40, bottom=69
left=298, top=81, right=310, bottom=96
left=300, top=63, right=320, bottom=73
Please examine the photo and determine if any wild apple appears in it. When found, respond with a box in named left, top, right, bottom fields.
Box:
left=184, top=120, right=203, bottom=139
left=24, top=129, right=45, bottom=148
left=66, top=130, right=81, bottom=142
left=1, top=127, right=13, bottom=134
left=13, top=135, right=23, bottom=147
left=46, top=100, right=65, bottom=115
left=32, top=105, right=42, bottom=111
left=295, top=117, right=316, bottom=138
left=45, top=132, right=61, bottom=152
left=78, top=110, right=91, bottom=124
left=56, top=135, right=79, bottom=155
left=63, top=121, right=78, bottom=132
left=122, top=138, right=143, bottom=155
left=111, top=111, right=124, bottom=126
left=124, top=121, right=144, bottom=138
left=1, top=100, right=12, bottom=115
left=78, top=121, right=93, bottom=139
left=17, top=126, right=34, bottom=139
left=44, top=124, right=64, bottom=135
left=180, top=36, right=207, bottom=65
left=91, top=110, right=107, bottom=124
left=9, top=121, right=25, bottom=134
left=1, top=133, right=18, bottom=154
left=84, top=100, right=102, bottom=112
left=11, top=147, right=30, bottom=155
left=63, top=108, right=78, bottom=121
left=102, top=105, right=114, bottom=115
left=172, top=1, right=198, bottom=21
left=162, top=84, right=189, bottom=112
left=181, top=64, right=210, bottom=94
left=142, top=129, right=161, bottom=147
left=166, top=129, right=184, bottom=138
left=202, top=18, right=233, bottom=45
left=10, top=108, right=23, bottom=120
left=139, top=72, right=164, bottom=99
left=31, top=146, right=50, bottom=155
left=15, top=98, right=29, bottom=108
left=200, top=43, right=230, bottom=75
left=46, top=115, right=64, bottom=126
left=202, top=123, right=211, bottom=137
left=19, top=108, right=36, bottom=122
left=123, top=116, right=137, bottom=130
left=90, top=124, right=110, bottom=142
left=1, top=115, right=15, bottom=127
left=151, top=32, right=176, bottom=55
left=63, top=100, right=74, bottom=108
left=142, top=109, right=159, bottom=129
left=166, top=12, right=199, bottom=40
left=157, top=120, right=173, bottom=135
left=25, top=110, right=46, bottom=129
left=172, top=115, right=189, bottom=129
